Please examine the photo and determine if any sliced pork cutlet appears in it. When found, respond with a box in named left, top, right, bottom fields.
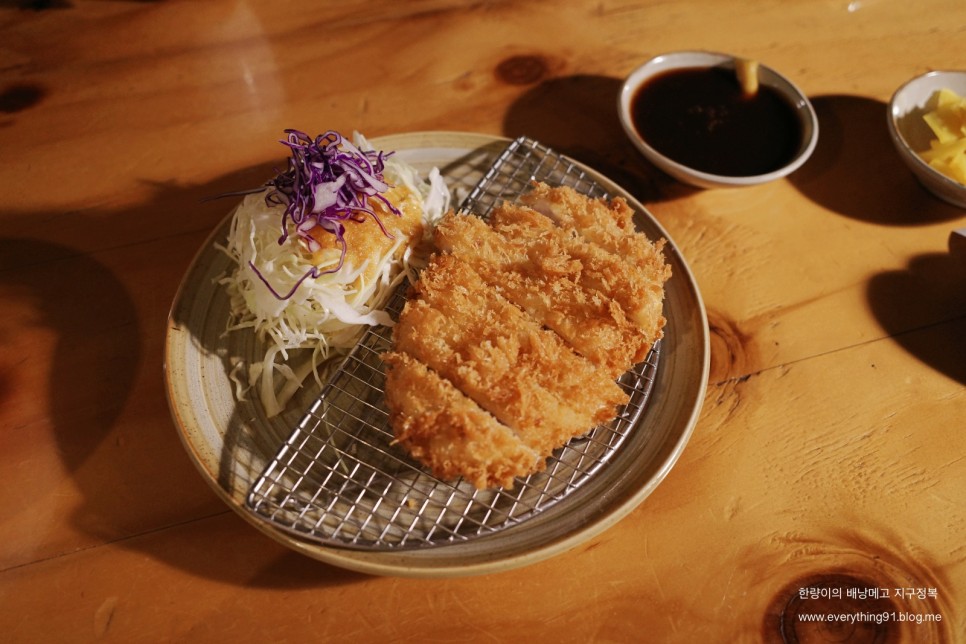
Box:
left=392, top=253, right=628, bottom=457
left=381, top=351, right=543, bottom=489
left=519, top=182, right=671, bottom=343
left=433, top=211, right=645, bottom=379
left=489, top=203, right=665, bottom=364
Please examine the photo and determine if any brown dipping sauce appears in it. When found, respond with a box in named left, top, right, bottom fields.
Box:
left=631, top=66, right=802, bottom=177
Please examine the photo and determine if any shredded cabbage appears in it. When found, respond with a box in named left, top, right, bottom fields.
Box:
left=220, top=130, right=450, bottom=416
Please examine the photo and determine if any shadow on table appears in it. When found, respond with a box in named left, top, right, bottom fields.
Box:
left=867, top=251, right=966, bottom=385
left=0, top=0, right=161, bottom=9
left=0, top=166, right=367, bottom=589
left=0, top=237, right=142, bottom=496
left=788, top=94, right=964, bottom=225
left=501, top=73, right=697, bottom=206
left=793, top=94, right=966, bottom=382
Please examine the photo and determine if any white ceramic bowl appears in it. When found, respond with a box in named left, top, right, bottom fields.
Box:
left=888, top=70, right=966, bottom=209
left=618, top=51, right=819, bottom=188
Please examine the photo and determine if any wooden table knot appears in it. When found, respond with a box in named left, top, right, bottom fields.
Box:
left=495, top=54, right=552, bottom=86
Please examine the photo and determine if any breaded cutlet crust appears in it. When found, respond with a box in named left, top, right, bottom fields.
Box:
left=382, top=182, right=670, bottom=489
left=520, top=182, right=671, bottom=342
left=392, top=253, right=628, bottom=456
left=382, top=351, right=543, bottom=489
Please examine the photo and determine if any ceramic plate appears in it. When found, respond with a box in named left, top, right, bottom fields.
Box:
left=164, top=131, right=709, bottom=577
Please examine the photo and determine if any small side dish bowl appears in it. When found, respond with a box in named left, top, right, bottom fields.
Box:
left=618, top=50, right=819, bottom=188
left=887, top=69, right=966, bottom=209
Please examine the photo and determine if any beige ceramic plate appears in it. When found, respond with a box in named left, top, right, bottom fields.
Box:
left=164, top=131, right=709, bottom=577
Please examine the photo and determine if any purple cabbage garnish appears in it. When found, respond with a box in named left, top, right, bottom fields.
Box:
left=250, top=130, right=401, bottom=299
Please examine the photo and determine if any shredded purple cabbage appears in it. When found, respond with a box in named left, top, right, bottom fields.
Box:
left=249, top=130, right=401, bottom=299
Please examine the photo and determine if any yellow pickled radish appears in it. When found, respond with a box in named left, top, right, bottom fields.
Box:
left=918, top=87, right=966, bottom=184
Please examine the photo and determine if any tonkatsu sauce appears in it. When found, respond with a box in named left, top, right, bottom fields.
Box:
left=631, top=66, right=802, bottom=176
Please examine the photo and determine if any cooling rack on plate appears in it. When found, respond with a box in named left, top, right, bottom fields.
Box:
left=244, top=136, right=663, bottom=550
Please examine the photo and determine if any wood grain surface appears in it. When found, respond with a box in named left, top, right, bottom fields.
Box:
left=1, top=0, right=964, bottom=642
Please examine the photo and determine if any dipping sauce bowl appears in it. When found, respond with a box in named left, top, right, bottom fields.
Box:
left=619, top=51, right=819, bottom=188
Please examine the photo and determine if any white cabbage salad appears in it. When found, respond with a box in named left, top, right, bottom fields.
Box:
left=220, top=130, right=451, bottom=416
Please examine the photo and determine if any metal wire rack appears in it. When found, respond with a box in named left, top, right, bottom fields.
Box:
left=245, top=136, right=662, bottom=550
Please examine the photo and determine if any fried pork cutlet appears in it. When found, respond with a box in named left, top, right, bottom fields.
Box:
left=520, top=182, right=671, bottom=343
left=382, top=182, right=670, bottom=489
left=490, top=204, right=662, bottom=332
left=391, top=253, right=628, bottom=457
left=435, top=206, right=656, bottom=378
left=382, top=351, right=543, bottom=489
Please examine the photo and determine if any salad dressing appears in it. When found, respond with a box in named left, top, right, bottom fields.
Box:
left=307, top=184, right=425, bottom=284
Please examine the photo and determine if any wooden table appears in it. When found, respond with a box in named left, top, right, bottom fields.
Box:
left=2, top=1, right=964, bottom=641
